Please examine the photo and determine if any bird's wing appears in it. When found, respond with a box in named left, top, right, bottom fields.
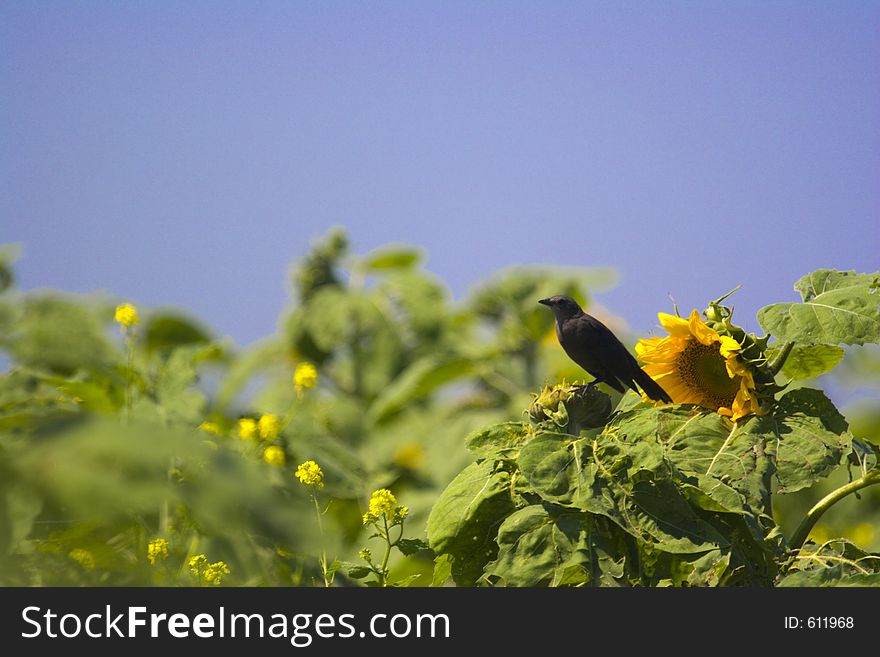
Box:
left=579, top=315, right=641, bottom=389
left=561, top=316, right=625, bottom=392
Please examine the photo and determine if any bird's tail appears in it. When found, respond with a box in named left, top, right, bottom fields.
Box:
left=633, top=368, right=672, bottom=403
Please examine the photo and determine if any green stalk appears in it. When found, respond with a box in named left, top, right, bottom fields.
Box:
left=312, top=493, right=332, bottom=587
left=788, top=469, right=880, bottom=553
left=767, top=341, right=794, bottom=376
left=378, top=515, right=392, bottom=587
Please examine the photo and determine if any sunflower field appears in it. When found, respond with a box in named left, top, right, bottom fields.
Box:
left=1, top=231, right=879, bottom=587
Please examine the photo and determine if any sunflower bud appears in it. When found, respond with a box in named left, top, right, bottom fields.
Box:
left=529, top=381, right=612, bottom=434
left=703, top=305, right=724, bottom=323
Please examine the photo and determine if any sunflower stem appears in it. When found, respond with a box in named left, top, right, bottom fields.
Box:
left=767, top=341, right=794, bottom=376
left=788, top=469, right=880, bottom=554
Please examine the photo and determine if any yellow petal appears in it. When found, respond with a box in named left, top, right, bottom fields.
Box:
left=635, top=337, right=662, bottom=355
left=687, top=310, right=721, bottom=346
left=729, top=384, right=762, bottom=421
left=718, top=336, right=741, bottom=359
left=658, top=312, right=691, bottom=337
left=725, top=356, right=745, bottom=378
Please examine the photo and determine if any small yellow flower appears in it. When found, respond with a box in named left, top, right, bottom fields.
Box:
left=368, top=489, right=397, bottom=519
left=203, top=561, right=230, bottom=585
left=294, top=362, right=318, bottom=394
left=199, top=421, right=221, bottom=435
left=258, top=414, right=281, bottom=440
left=114, top=303, right=139, bottom=328
left=359, top=548, right=372, bottom=562
left=238, top=418, right=258, bottom=441
left=263, top=445, right=286, bottom=466
left=188, top=554, right=209, bottom=576
left=69, top=548, right=96, bottom=570
left=295, top=460, right=324, bottom=488
left=147, top=538, right=169, bottom=565
left=188, top=554, right=230, bottom=585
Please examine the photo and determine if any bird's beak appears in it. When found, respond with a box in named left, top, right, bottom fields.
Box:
left=538, top=298, right=552, bottom=307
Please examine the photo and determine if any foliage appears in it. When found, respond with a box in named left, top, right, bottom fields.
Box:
left=0, top=231, right=612, bottom=585
left=1, top=235, right=878, bottom=586
left=428, top=268, right=880, bottom=586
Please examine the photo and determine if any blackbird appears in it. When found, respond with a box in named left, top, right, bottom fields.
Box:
left=539, top=295, right=672, bottom=403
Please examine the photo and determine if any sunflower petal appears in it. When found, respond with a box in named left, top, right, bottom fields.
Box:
left=718, top=336, right=741, bottom=359
left=687, top=310, right=721, bottom=346
left=657, top=312, right=691, bottom=337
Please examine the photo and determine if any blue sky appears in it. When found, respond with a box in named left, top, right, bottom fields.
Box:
left=3, top=1, right=879, bottom=346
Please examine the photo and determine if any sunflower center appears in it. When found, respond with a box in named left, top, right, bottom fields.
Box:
left=677, top=341, right=740, bottom=409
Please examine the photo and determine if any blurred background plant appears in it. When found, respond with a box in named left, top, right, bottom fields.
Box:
left=0, top=234, right=876, bottom=586
left=0, top=230, right=617, bottom=585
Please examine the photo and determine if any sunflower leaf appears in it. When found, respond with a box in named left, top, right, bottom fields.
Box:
left=425, top=460, right=517, bottom=586
left=486, top=505, right=623, bottom=587
left=757, top=269, right=880, bottom=345
left=750, top=388, right=852, bottom=494
left=768, top=344, right=846, bottom=380
left=518, top=428, right=730, bottom=554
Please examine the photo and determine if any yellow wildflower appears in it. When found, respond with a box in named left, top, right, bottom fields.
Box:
left=188, top=554, right=230, bottom=585
left=114, top=303, right=139, bottom=328
left=365, top=488, right=397, bottom=524
left=258, top=414, right=281, bottom=440
left=294, top=362, right=318, bottom=394
left=263, top=445, right=286, bottom=466
left=295, top=460, right=324, bottom=488
left=238, top=418, right=258, bottom=441
left=203, top=561, right=230, bottom=585
left=199, top=421, right=221, bottom=435
left=188, top=554, right=209, bottom=576
left=147, top=538, right=169, bottom=565
left=636, top=310, right=762, bottom=421
left=69, top=548, right=96, bottom=570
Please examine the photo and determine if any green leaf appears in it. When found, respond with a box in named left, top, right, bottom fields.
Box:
left=616, top=393, right=850, bottom=505
left=488, top=505, right=595, bottom=587
left=778, top=571, right=880, bottom=587
left=779, top=540, right=880, bottom=586
left=346, top=565, right=372, bottom=580
left=465, top=422, right=532, bottom=460
left=359, top=245, right=422, bottom=271
left=625, top=407, right=775, bottom=510
left=754, top=388, right=851, bottom=494
left=757, top=269, right=880, bottom=345
left=426, top=460, right=517, bottom=586
left=392, top=573, right=422, bottom=587
left=518, top=430, right=729, bottom=554
left=141, top=312, right=212, bottom=355
left=431, top=553, right=453, bottom=587
left=2, top=294, right=118, bottom=376
left=772, top=344, right=846, bottom=380
left=396, top=537, right=430, bottom=556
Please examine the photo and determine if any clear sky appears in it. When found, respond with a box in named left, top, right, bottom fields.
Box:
left=3, top=1, right=879, bottom=346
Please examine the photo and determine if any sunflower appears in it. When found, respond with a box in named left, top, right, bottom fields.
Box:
left=636, top=310, right=761, bottom=421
